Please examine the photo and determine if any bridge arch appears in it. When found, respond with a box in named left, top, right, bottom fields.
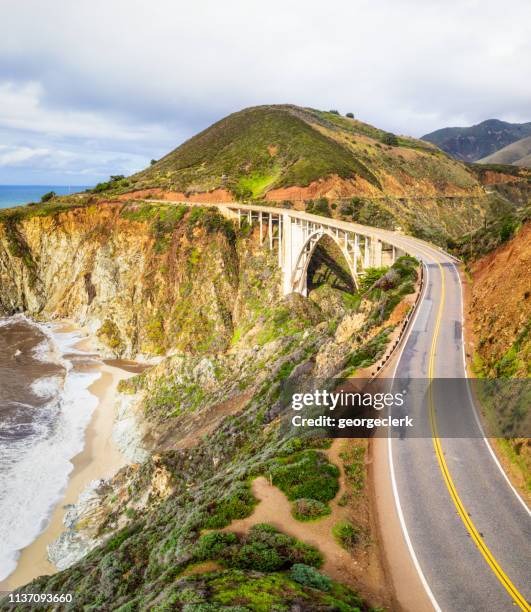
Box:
left=290, top=228, right=360, bottom=296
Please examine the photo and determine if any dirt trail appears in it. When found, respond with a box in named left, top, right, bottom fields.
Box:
left=222, top=439, right=391, bottom=606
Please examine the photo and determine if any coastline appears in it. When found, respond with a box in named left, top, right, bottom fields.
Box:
left=0, top=338, right=135, bottom=591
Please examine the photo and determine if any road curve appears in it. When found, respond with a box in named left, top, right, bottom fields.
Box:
left=150, top=200, right=530, bottom=611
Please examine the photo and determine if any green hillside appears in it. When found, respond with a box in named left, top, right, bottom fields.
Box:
left=134, top=105, right=379, bottom=197
left=126, top=104, right=478, bottom=200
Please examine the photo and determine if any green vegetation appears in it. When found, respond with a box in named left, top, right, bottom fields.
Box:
left=305, top=197, right=332, bottom=217
left=290, top=563, right=332, bottom=591
left=120, top=201, right=189, bottom=253
left=0, top=195, right=92, bottom=223
left=236, top=171, right=280, bottom=199
left=292, top=498, right=332, bottom=521
left=40, top=190, right=56, bottom=202
left=333, top=521, right=361, bottom=551
left=173, top=568, right=368, bottom=611
left=358, top=267, right=388, bottom=293
left=195, top=523, right=323, bottom=571
left=132, top=105, right=379, bottom=197
left=492, top=323, right=530, bottom=378
left=340, top=445, right=366, bottom=494
left=345, top=328, right=393, bottom=372
left=266, top=449, right=340, bottom=520
left=339, top=197, right=396, bottom=230
left=452, top=204, right=530, bottom=261
left=97, top=319, right=124, bottom=354
left=381, top=132, right=399, bottom=146
left=2, top=214, right=38, bottom=284
left=92, top=174, right=130, bottom=193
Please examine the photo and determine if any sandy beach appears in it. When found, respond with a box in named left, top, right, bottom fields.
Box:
left=0, top=330, right=137, bottom=591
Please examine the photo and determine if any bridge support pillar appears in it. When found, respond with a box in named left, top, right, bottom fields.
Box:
left=371, top=237, right=383, bottom=267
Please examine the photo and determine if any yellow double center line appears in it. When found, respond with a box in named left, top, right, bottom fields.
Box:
left=420, top=248, right=530, bottom=611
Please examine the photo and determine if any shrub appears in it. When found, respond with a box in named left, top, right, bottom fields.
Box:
left=381, top=132, right=399, bottom=146
left=290, top=563, right=331, bottom=591
left=332, top=521, right=360, bottom=550
left=233, top=542, right=284, bottom=571
left=500, top=220, right=515, bottom=242
left=93, top=181, right=112, bottom=193
left=359, top=267, right=388, bottom=293
left=195, top=532, right=238, bottom=560
left=306, top=197, right=331, bottom=217
left=329, top=109, right=340, bottom=115
left=97, top=319, right=124, bottom=352
left=203, top=482, right=256, bottom=529
left=339, top=201, right=355, bottom=217
left=268, top=450, right=340, bottom=503
left=292, top=498, right=331, bottom=521
left=341, top=445, right=365, bottom=493
left=194, top=524, right=323, bottom=572
left=40, top=191, right=56, bottom=203
left=287, top=541, right=324, bottom=567
left=346, top=112, right=354, bottom=119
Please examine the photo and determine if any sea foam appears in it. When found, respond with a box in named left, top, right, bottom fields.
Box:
left=0, top=322, right=101, bottom=582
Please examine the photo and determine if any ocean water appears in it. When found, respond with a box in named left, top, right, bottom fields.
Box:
left=0, top=185, right=91, bottom=210
left=0, top=316, right=101, bottom=581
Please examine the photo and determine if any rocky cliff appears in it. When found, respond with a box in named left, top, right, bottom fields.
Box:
left=0, top=200, right=267, bottom=358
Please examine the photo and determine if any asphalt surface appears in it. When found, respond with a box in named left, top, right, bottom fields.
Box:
left=386, top=237, right=530, bottom=612
left=155, top=201, right=530, bottom=611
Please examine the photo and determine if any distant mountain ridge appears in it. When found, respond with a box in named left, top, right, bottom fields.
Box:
left=422, top=119, right=531, bottom=162
left=479, top=135, right=531, bottom=168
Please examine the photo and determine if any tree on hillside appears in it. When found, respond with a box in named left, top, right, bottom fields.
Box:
left=381, top=132, right=399, bottom=146
left=306, top=197, right=331, bottom=217
left=40, top=191, right=56, bottom=203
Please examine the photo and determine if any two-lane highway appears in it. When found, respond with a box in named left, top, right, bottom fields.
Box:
left=387, top=237, right=530, bottom=611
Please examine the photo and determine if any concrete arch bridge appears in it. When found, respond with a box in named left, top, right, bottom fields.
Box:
left=219, top=203, right=409, bottom=295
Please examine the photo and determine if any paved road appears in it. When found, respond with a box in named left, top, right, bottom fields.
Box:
left=383, top=236, right=530, bottom=612
left=152, top=200, right=530, bottom=611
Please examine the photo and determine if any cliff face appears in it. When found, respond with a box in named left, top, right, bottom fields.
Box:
left=0, top=202, right=272, bottom=358
left=467, top=222, right=530, bottom=377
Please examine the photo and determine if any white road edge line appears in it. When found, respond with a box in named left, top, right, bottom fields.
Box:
left=388, top=258, right=442, bottom=612
left=452, top=263, right=530, bottom=516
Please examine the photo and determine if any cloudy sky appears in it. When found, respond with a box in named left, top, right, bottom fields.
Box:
left=1, top=0, right=530, bottom=185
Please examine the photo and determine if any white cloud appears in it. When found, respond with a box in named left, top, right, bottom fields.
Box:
left=0, top=0, right=530, bottom=183
left=0, top=145, right=51, bottom=166
left=0, top=82, right=171, bottom=142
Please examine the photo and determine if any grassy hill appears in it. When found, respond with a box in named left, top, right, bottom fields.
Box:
left=125, top=105, right=479, bottom=200
left=479, top=135, right=531, bottom=167
left=422, top=119, right=531, bottom=162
